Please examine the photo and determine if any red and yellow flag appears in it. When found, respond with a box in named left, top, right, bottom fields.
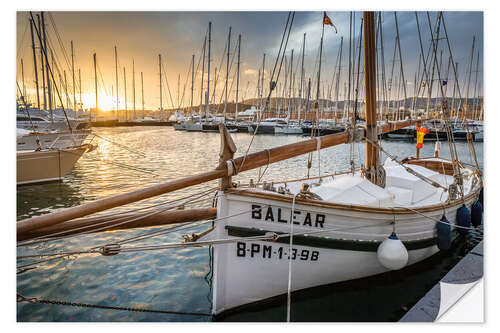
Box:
left=323, top=12, right=338, bottom=33
left=416, top=127, right=429, bottom=149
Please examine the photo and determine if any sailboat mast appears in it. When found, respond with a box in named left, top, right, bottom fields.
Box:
left=37, top=15, right=46, bottom=111
left=347, top=12, right=352, bottom=122
left=200, top=36, right=206, bottom=117
left=363, top=12, right=379, bottom=181
left=159, top=54, right=162, bottom=120
left=21, top=58, right=26, bottom=101
left=298, top=33, right=306, bottom=124
left=29, top=18, right=40, bottom=109
left=394, top=12, right=407, bottom=113
left=289, top=49, right=293, bottom=119
left=191, top=54, right=195, bottom=113
left=71, top=40, right=76, bottom=111
left=141, top=71, right=145, bottom=119
left=317, top=17, right=325, bottom=119
left=78, top=68, right=82, bottom=111
left=124, top=66, right=127, bottom=121
left=472, top=50, right=480, bottom=120
left=93, top=53, right=98, bottom=120
left=224, top=27, right=231, bottom=119
left=260, top=54, right=266, bottom=109
left=464, top=36, right=475, bottom=119
left=114, top=46, right=118, bottom=116
left=335, top=36, right=343, bottom=123
left=64, top=70, right=69, bottom=108
left=235, top=34, right=241, bottom=120
left=206, top=22, right=211, bottom=119
left=41, top=12, right=52, bottom=120
left=133, top=59, right=136, bottom=120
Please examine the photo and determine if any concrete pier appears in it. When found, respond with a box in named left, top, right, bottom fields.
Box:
left=399, top=241, right=483, bottom=322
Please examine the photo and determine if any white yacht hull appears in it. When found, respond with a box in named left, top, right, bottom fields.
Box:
left=17, top=145, right=88, bottom=185
left=185, top=122, right=203, bottom=132
left=17, top=119, right=88, bottom=132
left=17, top=130, right=91, bottom=151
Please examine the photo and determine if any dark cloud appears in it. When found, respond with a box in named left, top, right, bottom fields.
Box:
left=16, top=11, right=483, bottom=109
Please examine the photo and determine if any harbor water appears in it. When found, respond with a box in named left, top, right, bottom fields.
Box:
left=17, top=126, right=484, bottom=322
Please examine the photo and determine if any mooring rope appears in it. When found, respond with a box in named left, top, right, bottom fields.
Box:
left=286, top=193, right=297, bottom=322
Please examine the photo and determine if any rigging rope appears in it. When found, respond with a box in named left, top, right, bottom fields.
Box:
left=238, top=12, right=295, bottom=174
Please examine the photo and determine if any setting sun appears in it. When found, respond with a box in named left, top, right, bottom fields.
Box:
left=81, top=93, right=115, bottom=111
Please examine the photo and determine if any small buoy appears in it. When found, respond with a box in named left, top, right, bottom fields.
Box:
left=377, top=232, right=409, bottom=270
left=436, top=215, right=451, bottom=251
left=471, top=201, right=483, bottom=228
left=456, top=204, right=471, bottom=235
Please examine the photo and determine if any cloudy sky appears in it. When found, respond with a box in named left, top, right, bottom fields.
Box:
left=16, top=11, right=483, bottom=111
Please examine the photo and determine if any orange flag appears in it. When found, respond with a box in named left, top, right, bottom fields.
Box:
left=416, top=127, right=429, bottom=149
left=323, top=12, right=338, bottom=33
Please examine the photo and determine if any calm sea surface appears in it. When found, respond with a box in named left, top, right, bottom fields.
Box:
left=16, top=126, right=484, bottom=322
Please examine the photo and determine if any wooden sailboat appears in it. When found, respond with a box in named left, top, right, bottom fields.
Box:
left=201, top=11, right=482, bottom=315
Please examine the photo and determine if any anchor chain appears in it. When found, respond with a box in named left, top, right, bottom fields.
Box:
left=17, top=292, right=212, bottom=317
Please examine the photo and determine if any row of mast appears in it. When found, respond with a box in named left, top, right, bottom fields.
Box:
left=20, top=12, right=482, bottom=123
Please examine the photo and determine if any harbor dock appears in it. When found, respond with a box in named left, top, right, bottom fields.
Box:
left=399, top=241, right=483, bottom=322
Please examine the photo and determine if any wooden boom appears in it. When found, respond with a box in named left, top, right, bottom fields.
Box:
left=17, top=120, right=413, bottom=235
left=18, top=207, right=217, bottom=241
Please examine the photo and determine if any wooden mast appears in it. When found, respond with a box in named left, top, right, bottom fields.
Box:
left=363, top=11, right=380, bottom=185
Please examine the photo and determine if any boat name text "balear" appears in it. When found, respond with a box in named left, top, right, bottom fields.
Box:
left=251, top=204, right=325, bottom=228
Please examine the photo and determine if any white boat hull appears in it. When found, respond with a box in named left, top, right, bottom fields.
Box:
left=17, top=130, right=91, bottom=151
left=210, top=186, right=477, bottom=315
left=17, top=145, right=88, bottom=185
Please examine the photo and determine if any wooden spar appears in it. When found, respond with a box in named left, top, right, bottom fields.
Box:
left=364, top=12, right=378, bottom=177
left=16, top=119, right=413, bottom=235
left=219, top=123, right=237, bottom=189
left=17, top=169, right=224, bottom=234
left=18, top=208, right=217, bottom=242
